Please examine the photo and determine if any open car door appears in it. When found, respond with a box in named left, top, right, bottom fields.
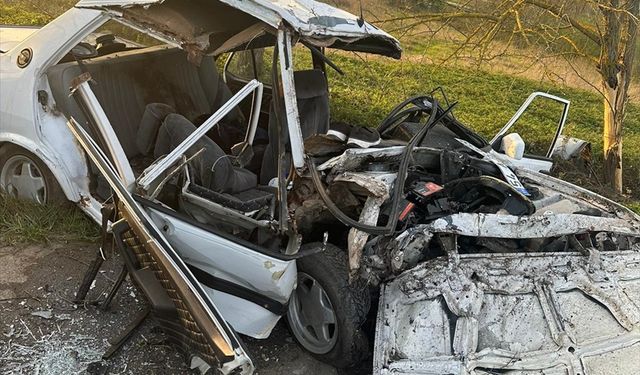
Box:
left=67, top=116, right=254, bottom=374
left=490, top=92, right=570, bottom=173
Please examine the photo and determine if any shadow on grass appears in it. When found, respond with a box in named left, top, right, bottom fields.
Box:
left=0, top=196, right=99, bottom=245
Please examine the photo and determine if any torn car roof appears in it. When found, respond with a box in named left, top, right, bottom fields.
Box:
left=75, top=0, right=402, bottom=58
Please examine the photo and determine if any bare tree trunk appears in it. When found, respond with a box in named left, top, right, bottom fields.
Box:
left=410, top=0, right=638, bottom=193
left=599, top=0, right=638, bottom=194
left=602, top=83, right=624, bottom=193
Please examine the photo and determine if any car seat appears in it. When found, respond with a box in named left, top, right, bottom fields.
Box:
left=259, top=69, right=330, bottom=184
left=151, top=114, right=275, bottom=230
left=154, top=114, right=257, bottom=194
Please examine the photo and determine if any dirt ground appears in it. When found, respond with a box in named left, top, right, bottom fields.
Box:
left=0, top=242, right=342, bottom=374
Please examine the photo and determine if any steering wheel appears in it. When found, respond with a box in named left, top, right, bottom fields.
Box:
left=377, top=95, right=437, bottom=138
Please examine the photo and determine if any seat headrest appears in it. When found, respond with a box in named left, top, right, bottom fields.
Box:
left=293, top=70, right=328, bottom=100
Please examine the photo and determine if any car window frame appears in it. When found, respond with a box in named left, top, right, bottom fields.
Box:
left=490, top=92, right=571, bottom=159
left=224, top=48, right=274, bottom=88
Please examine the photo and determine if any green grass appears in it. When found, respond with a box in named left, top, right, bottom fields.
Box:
left=0, top=196, right=99, bottom=245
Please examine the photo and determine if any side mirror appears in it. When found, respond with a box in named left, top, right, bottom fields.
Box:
left=500, top=133, right=525, bottom=160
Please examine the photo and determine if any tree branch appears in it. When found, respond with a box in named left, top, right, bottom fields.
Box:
left=379, top=12, right=500, bottom=24
left=524, top=0, right=602, bottom=45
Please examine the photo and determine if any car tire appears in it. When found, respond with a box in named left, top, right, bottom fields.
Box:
left=0, top=144, right=66, bottom=204
left=287, top=243, right=370, bottom=369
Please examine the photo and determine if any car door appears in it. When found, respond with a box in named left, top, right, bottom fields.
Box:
left=490, top=92, right=570, bottom=173
left=139, top=196, right=298, bottom=339
left=67, top=115, right=255, bottom=374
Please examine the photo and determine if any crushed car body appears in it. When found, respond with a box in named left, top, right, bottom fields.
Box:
left=1, top=0, right=640, bottom=374
left=308, top=99, right=640, bottom=374
left=375, top=250, right=640, bottom=374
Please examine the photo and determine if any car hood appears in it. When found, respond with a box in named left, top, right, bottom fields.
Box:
left=316, top=143, right=640, bottom=374
left=75, top=0, right=402, bottom=58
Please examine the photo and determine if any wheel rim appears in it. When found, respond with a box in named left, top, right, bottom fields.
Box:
left=287, top=272, right=338, bottom=354
left=0, top=155, right=47, bottom=204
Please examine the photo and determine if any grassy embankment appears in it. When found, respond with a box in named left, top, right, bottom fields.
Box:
left=0, top=0, right=637, bottom=244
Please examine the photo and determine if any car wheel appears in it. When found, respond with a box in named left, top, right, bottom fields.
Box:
left=287, top=243, right=370, bottom=369
left=0, top=144, right=65, bottom=204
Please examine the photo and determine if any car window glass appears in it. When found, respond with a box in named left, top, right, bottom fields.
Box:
left=226, top=45, right=313, bottom=85
left=226, top=48, right=274, bottom=85
left=255, top=48, right=274, bottom=84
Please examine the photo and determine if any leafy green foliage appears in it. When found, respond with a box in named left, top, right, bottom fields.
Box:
left=0, top=1, right=52, bottom=25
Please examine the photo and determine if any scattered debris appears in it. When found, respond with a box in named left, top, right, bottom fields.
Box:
left=2, top=332, right=106, bottom=375
left=0, top=242, right=334, bottom=375
left=30, top=310, right=53, bottom=320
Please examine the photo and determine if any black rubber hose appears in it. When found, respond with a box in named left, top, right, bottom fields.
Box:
left=377, top=106, right=423, bottom=137
left=309, top=100, right=458, bottom=235
left=377, top=95, right=433, bottom=134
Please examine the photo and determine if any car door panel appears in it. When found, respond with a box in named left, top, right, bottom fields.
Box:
left=490, top=92, right=570, bottom=172
left=144, top=206, right=296, bottom=338
left=67, top=116, right=254, bottom=374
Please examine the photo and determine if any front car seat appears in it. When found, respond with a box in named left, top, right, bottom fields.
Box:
left=260, top=69, right=330, bottom=184
left=154, top=113, right=257, bottom=194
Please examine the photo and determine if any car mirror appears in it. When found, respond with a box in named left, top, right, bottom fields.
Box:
left=500, top=132, right=525, bottom=160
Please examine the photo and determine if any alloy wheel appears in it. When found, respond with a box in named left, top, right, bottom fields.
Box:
left=0, top=155, right=47, bottom=204
left=287, top=272, right=338, bottom=354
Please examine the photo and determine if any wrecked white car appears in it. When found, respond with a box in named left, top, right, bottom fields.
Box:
left=1, top=0, right=639, bottom=374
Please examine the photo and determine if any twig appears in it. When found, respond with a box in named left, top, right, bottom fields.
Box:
left=23, top=290, right=43, bottom=304
left=0, top=296, right=31, bottom=302
left=19, top=319, right=36, bottom=341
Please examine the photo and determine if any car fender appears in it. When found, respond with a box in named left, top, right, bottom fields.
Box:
left=0, top=8, right=105, bottom=206
left=0, top=131, right=84, bottom=202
